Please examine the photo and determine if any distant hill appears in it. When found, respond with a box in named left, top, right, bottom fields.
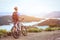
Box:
left=45, top=11, right=60, bottom=18
left=0, top=15, right=40, bottom=25
left=20, top=15, right=40, bottom=22
left=37, top=19, right=60, bottom=26
left=0, top=15, right=12, bottom=25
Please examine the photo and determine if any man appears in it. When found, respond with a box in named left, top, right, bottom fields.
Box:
left=12, top=6, right=19, bottom=27
left=12, top=7, right=27, bottom=36
left=12, top=6, right=24, bottom=31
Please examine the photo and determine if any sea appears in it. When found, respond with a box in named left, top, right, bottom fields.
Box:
left=0, top=22, right=49, bottom=31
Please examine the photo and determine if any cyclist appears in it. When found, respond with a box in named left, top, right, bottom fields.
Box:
left=12, top=6, right=19, bottom=27
left=12, top=6, right=24, bottom=31
left=12, top=6, right=22, bottom=31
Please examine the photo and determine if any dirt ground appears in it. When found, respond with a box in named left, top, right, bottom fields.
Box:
left=0, top=30, right=60, bottom=40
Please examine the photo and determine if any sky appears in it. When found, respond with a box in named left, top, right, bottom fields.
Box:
left=0, top=0, right=60, bottom=17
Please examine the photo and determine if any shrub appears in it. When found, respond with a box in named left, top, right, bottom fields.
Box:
left=0, top=29, right=7, bottom=37
left=57, top=28, right=60, bottom=30
left=39, top=29, right=43, bottom=32
left=27, top=28, right=42, bottom=32
left=45, top=28, right=56, bottom=31
left=0, top=32, right=4, bottom=37
left=51, top=28, right=57, bottom=31
left=45, top=28, right=52, bottom=31
left=7, top=32, right=12, bottom=36
left=45, top=27, right=60, bottom=31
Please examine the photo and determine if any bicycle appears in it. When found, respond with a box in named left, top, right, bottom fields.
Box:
left=11, top=18, right=27, bottom=39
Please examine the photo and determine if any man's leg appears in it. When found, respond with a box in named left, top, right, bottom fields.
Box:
left=17, top=22, right=21, bottom=31
left=13, top=22, right=18, bottom=32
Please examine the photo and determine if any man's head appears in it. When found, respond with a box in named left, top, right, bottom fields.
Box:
left=14, top=6, right=18, bottom=12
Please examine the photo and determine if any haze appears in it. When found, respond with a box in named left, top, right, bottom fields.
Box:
left=0, top=0, right=60, bottom=17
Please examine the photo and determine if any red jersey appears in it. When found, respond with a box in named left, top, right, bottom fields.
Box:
left=12, top=12, right=19, bottom=22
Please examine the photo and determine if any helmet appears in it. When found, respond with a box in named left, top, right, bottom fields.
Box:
left=14, top=6, right=18, bottom=10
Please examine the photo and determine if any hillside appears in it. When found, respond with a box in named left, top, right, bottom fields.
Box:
left=0, top=15, right=12, bottom=25
left=37, top=19, right=60, bottom=26
left=0, top=15, right=40, bottom=25
left=20, top=15, right=40, bottom=22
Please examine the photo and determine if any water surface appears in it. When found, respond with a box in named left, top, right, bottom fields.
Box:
left=0, top=22, right=49, bottom=31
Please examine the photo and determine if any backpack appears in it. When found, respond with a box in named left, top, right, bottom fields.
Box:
left=12, top=12, right=19, bottom=21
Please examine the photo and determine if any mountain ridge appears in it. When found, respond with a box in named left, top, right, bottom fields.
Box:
left=37, top=19, right=60, bottom=26
left=0, top=15, right=40, bottom=25
left=45, top=11, right=60, bottom=18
